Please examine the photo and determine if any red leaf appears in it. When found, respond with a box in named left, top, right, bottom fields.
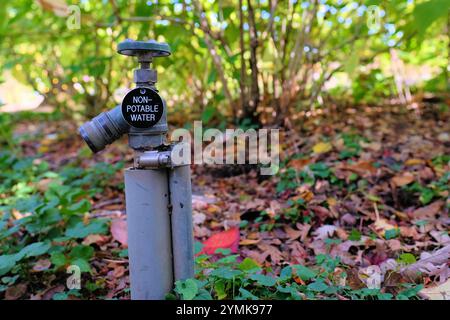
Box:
left=5, top=284, right=27, bottom=300
left=111, top=219, right=128, bottom=247
left=200, top=227, right=240, bottom=255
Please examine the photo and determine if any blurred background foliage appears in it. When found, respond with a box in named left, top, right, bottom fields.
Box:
left=0, top=0, right=448, bottom=126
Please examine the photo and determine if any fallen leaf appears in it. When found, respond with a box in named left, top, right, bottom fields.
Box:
left=336, top=228, right=349, bottom=240
left=418, top=167, right=435, bottom=181
left=32, top=259, right=51, bottom=272
left=193, top=211, right=206, bottom=225
left=399, top=226, right=421, bottom=240
left=110, top=219, right=128, bottom=247
left=192, top=194, right=217, bottom=210
left=289, top=241, right=307, bottom=264
left=112, top=265, right=126, bottom=278
left=420, top=279, right=450, bottom=300
left=373, top=218, right=397, bottom=234
left=413, top=200, right=444, bottom=219
left=200, top=227, right=240, bottom=255
left=346, top=269, right=366, bottom=290
left=437, top=132, right=450, bottom=142
left=360, top=141, right=382, bottom=151
left=430, top=230, right=450, bottom=245
left=82, top=234, right=109, bottom=246
left=284, top=226, right=303, bottom=240
left=295, top=187, right=314, bottom=202
left=239, top=239, right=260, bottom=246
left=340, top=161, right=377, bottom=177
left=341, top=213, right=357, bottom=226
left=5, top=283, right=27, bottom=300
left=206, top=205, right=221, bottom=214
left=295, top=223, right=311, bottom=241
left=287, top=158, right=311, bottom=170
left=266, top=200, right=282, bottom=218
left=404, top=159, right=426, bottom=166
left=42, top=285, right=65, bottom=300
left=36, top=178, right=54, bottom=192
left=327, top=197, right=337, bottom=207
left=313, top=225, right=337, bottom=240
left=257, top=243, right=284, bottom=265
left=401, top=245, right=450, bottom=281
left=36, top=0, right=69, bottom=17
left=312, top=141, right=332, bottom=154
left=387, top=239, right=402, bottom=251
left=391, top=172, right=415, bottom=187
left=310, top=205, right=332, bottom=221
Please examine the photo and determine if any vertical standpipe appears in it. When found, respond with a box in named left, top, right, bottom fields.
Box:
left=80, top=40, right=194, bottom=299
left=169, top=164, right=195, bottom=281
left=124, top=168, right=173, bottom=300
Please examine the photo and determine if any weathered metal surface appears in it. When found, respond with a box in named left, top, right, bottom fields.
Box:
left=169, top=165, right=195, bottom=281
left=125, top=168, right=173, bottom=300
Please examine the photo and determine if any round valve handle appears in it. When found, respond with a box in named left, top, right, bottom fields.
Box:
left=117, top=39, right=171, bottom=57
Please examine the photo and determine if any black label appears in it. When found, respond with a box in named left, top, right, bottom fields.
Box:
left=121, top=87, right=164, bottom=128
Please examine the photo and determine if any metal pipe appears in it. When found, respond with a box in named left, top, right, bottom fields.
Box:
left=79, top=105, right=130, bottom=153
left=135, top=150, right=171, bottom=168
left=169, top=164, right=195, bottom=281
left=124, top=168, right=173, bottom=299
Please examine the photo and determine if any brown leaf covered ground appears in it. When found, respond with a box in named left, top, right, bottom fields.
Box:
left=11, top=102, right=450, bottom=299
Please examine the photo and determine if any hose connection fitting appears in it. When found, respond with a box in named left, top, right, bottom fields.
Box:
left=78, top=39, right=171, bottom=153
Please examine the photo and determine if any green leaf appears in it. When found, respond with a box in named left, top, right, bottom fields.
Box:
left=65, top=219, right=108, bottom=239
left=249, top=274, right=276, bottom=287
left=419, top=188, right=434, bottom=204
left=69, top=245, right=94, bottom=261
left=398, top=284, right=423, bottom=299
left=0, top=254, right=18, bottom=276
left=293, top=265, right=317, bottom=281
left=194, top=242, right=204, bottom=255
left=307, top=280, right=328, bottom=292
left=217, top=254, right=239, bottom=264
left=349, top=229, right=362, bottom=241
left=207, top=69, right=217, bottom=85
left=210, top=267, right=242, bottom=280
left=118, top=249, right=128, bottom=258
left=194, top=289, right=213, bottom=300
left=175, top=279, right=198, bottom=300
left=2, top=275, right=19, bottom=285
left=16, top=242, right=51, bottom=260
left=399, top=253, right=417, bottom=265
left=214, top=281, right=227, bottom=299
left=378, top=292, right=394, bottom=300
left=279, top=266, right=293, bottom=280
left=50, top=252, right=67, bottom=268
left=70, top=258, right=91, bottom=273
left=201, top=105, right=216, bottom=123
left=238, top=287, right=259, bottom=300
left=385, top=228, right=400, bottom=240
left=214, top=248, right=231, bottom=255
left=66, top=199, right=91, bottom=214
left=238, top=258, right=261, bottom=272
left=412, top=0, right=450, bottom=36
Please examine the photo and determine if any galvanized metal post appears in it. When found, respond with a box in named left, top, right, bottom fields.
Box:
left=78, top=40, right=194, bottom=300
left=169, top=164, right=195, bottom=281
left=124, top=169, right=173, bottom=299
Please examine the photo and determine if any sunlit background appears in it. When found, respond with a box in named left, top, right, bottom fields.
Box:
left=0, top=0, right=448, bottom=126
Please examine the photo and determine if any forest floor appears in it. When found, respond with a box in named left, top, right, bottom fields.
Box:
left=1, top=102, right=449, bottom=300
